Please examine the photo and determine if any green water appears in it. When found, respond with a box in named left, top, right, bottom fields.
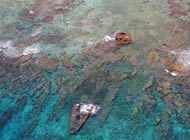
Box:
left=0, top=0, right=190, bottom=139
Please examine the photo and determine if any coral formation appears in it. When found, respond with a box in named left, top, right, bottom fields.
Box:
left=0, top=0, right=190, bottom=139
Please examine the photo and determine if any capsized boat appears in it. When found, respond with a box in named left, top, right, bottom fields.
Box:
left=69, top=103, right=101, bottom=134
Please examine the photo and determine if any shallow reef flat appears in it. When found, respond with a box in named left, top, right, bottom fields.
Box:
left=0, top=0, right=190, bottom=139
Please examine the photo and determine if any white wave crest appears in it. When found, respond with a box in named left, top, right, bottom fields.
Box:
left=0, top=40, right=22, bottom=58
left=0, top=40, right=41, bottom=58
left=22, top=44, right=41, bottom=55
left=175, top=48, right=190, bottom=68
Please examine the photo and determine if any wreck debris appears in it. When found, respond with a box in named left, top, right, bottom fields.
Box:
left=115, top=33, right=132, bottom=45
left=69, top=103, right=101, bottom=134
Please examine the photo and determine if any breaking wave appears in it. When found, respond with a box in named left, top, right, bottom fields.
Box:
left=0, top=40, right=41, bottom=58
left=175, top=48, right=190, bottom=68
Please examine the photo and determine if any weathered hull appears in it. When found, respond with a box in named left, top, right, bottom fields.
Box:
left=69, top=105, right=90, bottom=134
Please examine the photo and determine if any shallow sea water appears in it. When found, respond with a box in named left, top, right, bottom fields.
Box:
left=0, top=0, right=190, bottom=140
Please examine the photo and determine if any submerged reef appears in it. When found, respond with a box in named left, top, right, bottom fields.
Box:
left=0, top=0, right=190, bottom=139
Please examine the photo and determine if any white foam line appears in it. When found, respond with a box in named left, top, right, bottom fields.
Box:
left=0, top=40, right=42, bottom=58
left=164, top=69, right=178, bottom=76
left=31, top=27, right=42, bottom=37
left=79, top=103, right=101, bottom=115
left=168, top=51, right=176, bottom=55
left=22, top=44, right=41, bottom=56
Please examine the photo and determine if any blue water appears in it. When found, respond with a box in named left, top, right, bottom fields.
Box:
left=0, top=0, right=190, bottom=139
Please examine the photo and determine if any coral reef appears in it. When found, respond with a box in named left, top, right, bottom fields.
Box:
left=147, top=51, right=160, bottom=63
left=0, top=0, right=190, bottom=139
left=34, top=54, right=59, bottom=72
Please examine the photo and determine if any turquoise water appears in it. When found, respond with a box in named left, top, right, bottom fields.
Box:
left=0, top=0, right=190, bottom=139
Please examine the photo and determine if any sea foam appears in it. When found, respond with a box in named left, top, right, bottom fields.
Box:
left=0, top=40, right=41, bottom=58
